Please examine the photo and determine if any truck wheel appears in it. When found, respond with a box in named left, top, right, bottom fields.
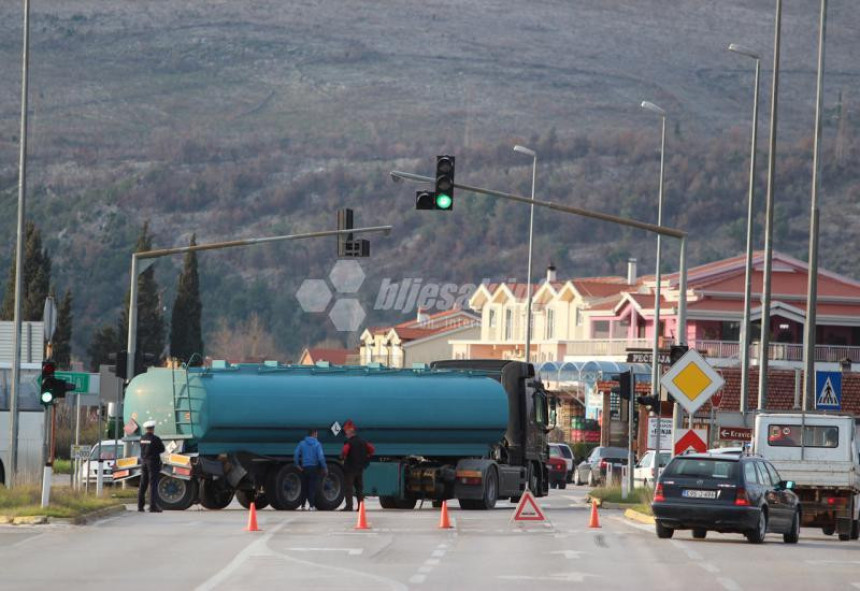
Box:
left=267, top=464, right=303, bottom=510
left=315, top=464, right=345, bottom=511
left=458, top=499, right=482, bottom=510
left=838, top=532, right=851, bottom=541
left=822, top=526, right=835, bottom=536
left=156, top=476, right=199, bottom=511
left=480, top=468, right=499, bottom=510
left=379, top=496, right=398, bottom=509
left=559, top=480, right=567, bottom=490
left=236, top=490, right=269, bottom=510
left=851, top=520, right=859, bottom=541
left=199, top=479, right=234, bottom=510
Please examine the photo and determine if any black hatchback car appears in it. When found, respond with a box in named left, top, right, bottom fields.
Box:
left=651, top=453, right=800, bottom=544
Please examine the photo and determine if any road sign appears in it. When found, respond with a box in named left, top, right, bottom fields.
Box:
left=718, top=426, right=753, bottom=442
left=55, top=371, right=90, bottom=394
left=660, top=349, right=725, bottom=416
left=815, top=371, right=842, bottom=411
left=512, top=490, right=546, bottom=522
left=647, top=417, right=672, bottom=450
left=711, top=389, right=723, bottom=409
left=330, top=421, right=342, bottom=436
left=674, top=428, right=708, bottom=455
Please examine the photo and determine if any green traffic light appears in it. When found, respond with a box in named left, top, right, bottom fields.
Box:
left=435, top=193, right=453, bottom=210
left=41, top=391, right=54, bottom=405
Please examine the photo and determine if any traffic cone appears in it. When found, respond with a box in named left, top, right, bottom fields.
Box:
left=245, top=502, right=261, bottom=532
left=354, top=500, right=370, bottom=530
left=438, top=500, right=452, bottom=529
left=588, top=500, right=601, bottom=529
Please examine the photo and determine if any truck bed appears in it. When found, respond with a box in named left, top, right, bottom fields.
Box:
left=768, top=460, right=860, bottom=491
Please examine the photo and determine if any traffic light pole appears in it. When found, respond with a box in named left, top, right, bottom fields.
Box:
left=125, top=225, right=393, bottom=380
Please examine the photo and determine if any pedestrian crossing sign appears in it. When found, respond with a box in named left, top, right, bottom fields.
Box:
left=815, top=371, right=842, bottom=411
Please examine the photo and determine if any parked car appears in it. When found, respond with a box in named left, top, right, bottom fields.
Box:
left=549, top=442, right=575, bottom=482
left=78, top=440, right=123, bottom=483
left=633, top=450, right=671, bottom=488
left=547, top=456, right=568, bottom=489
left=651, top=452, right=800, bottom=544
left=574, top=446, right=629, bottom=487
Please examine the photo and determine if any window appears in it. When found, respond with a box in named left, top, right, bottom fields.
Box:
left=764, top=462, right=782, bottom=485
left=754, top=462, right=772, bottom=486
left=489, top=309, right=497, bottom=329
left=663, top=458, right=738, bottom=479
left=575, top=308, right=582, bottom=326
left=546, top=309, right=555, bottom=339
left=504, top=309, right=513, bottom=340
left=744, top=462, right=760, bottom=485
left=767, top=425, right=839, bottom=448
left=593, top=320, right=610, bottom=339
left=533, top=393, right=547, bottom=426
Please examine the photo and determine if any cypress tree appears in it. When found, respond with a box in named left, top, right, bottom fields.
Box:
left=54, top=288, right=73, bottom=369
left=118, top=221, right=165, bottom=366
left=170, top=234, right=204, bottom=364
left=0, top=221, right=52, bottom=321
left=87, top=324, right=121, bottom=372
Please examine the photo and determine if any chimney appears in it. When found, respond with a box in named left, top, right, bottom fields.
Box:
left=627, top=258, right=638, bottom=285
left=546, top=264, right=557, bottom=283
left=416, top=307, right=430, bottom=324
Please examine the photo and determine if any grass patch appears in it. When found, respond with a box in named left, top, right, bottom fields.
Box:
left=631, top=503, right=653, bottom=515
left=589, top=485, right=653, bottom=506
left=0, top=485, right=121, bottom=519
left=53, top=459, right=72, bottom=475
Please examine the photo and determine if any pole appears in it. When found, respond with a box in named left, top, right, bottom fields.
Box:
left=803, top=0, right=827, bottom=409
left=96, top=404, right=104, bottom=496
left=9, top=0, right=32, bottom=488
left=650, top=115, right=666, bottom=456
left=524, top=154, right=537, bottom=364
left=740, top=58, right=761, bottom=420
left=627, top=371, right=635, bottom=495
left=758, top=0, right=783, bottom=410
left=74, top=393, right=81, bottom=490
left=40, top=406, right=51, bottom=507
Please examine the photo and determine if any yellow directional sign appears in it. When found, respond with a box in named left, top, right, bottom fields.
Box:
left=660, top=348, right=725, bottom=415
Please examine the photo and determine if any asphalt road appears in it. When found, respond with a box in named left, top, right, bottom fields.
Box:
left=2, top=486, right=859, bottom=590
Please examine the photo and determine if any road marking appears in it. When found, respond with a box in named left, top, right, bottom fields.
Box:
left=808, top=560, right=860, bottom=565
left=550, top=550, right=588, bottom=559
left=418, top=566, right=432, bottom=574
left=698, top=562, right=719, bottom=574
left=425, top=559, right=440, bottom=566
left=11, top=533, right=48, bottom=548
left=431, top=549, right=446, bottom=557
left=498, top=572, right=598, bottom=582
left=286, top=547, right=363, bottom=556
left=671, top=540, right=702, bottom=561
left=717, top=577, right=742, bottom=591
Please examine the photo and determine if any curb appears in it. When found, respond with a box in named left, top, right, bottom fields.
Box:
left=0, top=504, right=126, bottom=526
left=624, top=508, right=655, bottom=525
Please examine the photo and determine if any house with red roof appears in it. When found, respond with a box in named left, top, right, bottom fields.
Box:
left=297, top=347, right=359, bottom=366
left=359, top=307, right=480, bottom=368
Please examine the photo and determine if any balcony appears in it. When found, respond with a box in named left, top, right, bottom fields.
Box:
left=562, top=339, right=651, bottom=357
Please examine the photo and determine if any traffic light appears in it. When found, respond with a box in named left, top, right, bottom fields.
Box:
left=617, top=369, right=633, bottom=400
left=415, top=190, right=436, bottom=210
left=434, top=155, right=455, bottom=210
left=40, top=359, right=74, bottom=406
left=637, top=395, right=660, bottom=410
left=670, top=344, right=690, bottom=365
left=337, top=208, right=371, bottom=257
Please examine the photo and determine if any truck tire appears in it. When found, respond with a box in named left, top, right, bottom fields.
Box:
left=267, top=464, right=303, bottom=510
left=380, top=496, right=418, bottom=510
left=822, top=526, right=835, bottom=536
left=838, top=532, right=851, bottom=541
left=199, top=479, right=234, bottom=510
left=236, top=490, right=269, bottom=510
left=851, top=520, right=859, bottom=541
left=156, top=476, right=199, bottom=511
left=315, top=464, right=345, bottom=511
left=379, top=496, right=399, bottom=509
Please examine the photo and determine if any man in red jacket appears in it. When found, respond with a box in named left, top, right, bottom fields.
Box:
left=340, top=420, right=375, bottom=511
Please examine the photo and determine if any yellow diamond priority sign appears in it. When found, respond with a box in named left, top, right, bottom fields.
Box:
left=660, top=348, right=725, bottom=415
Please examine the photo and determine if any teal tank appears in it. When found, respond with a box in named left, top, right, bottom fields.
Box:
left=124, top=364, right=509, bottom=458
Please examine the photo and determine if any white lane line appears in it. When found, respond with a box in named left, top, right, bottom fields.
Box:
left=195, top=521, right=290, bottom=591
left=418, top=566, right=433, bottom=574
left=670, top=540, right=702, bottom=561
left=717, top=577, right=743, bottom=591
left=11, top=533, right=48, bottom=548
left=424, top=559, right=440, bottom=566
left=850, top=583, right=860, bottom=589
left=698, top=562, right=719, bottom=574
left=431, top=549, right=446, bottom=558
left=286, top=547, right=363, bottom=556
left=550, top=550, right=588, bottom=559
left=409, top=574, right=427, bottom=584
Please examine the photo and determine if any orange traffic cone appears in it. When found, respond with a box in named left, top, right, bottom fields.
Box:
left=354, top=500, right=370, bottom=530
left=245, top=502, right=261, bottom=532
left=438, top=500, right=452, bottom=529
left=588, top=500, right=601, bottom=529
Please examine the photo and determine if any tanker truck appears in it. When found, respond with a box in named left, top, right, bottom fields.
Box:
left=112, top=359, right=551, bottom=511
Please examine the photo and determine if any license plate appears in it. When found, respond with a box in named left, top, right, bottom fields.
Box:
left=682, top=489, right=717, bottom=499
left=112, top=470, right=130, bottom=479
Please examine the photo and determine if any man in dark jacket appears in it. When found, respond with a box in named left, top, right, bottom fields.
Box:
left=294, top=429, right=327, bottom=510
left=138, top=420, right=166, bottom=513
left=340, top=420, right=375, bottom=511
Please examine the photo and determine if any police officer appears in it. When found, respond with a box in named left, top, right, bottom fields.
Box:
left=138, top=420, right=165, bottom=513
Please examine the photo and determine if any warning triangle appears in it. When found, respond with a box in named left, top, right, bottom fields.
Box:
left=818, top=378, right=839, bottom=406
left=512, top=489, right=546, bottom=522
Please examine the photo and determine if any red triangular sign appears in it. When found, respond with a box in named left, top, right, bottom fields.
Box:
left=512, top=490, right=546, bottom=522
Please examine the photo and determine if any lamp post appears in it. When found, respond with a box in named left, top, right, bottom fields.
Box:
left=758, top=0, right=783, bottom=410
left=728, top=43, right=761, bottom=420
left=641, top=100, right=666, bottom=477
left=514, top=144, right=537, bottom=365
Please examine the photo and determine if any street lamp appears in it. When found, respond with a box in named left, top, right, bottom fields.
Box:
left=728, top=43, right=761, bottom=419
left=514, top=144, right=537, bottom=365
left=641, top=100, right=666, bottom=482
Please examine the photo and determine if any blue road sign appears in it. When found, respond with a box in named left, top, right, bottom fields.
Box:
left=815, top=371, right=842, bottom=411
